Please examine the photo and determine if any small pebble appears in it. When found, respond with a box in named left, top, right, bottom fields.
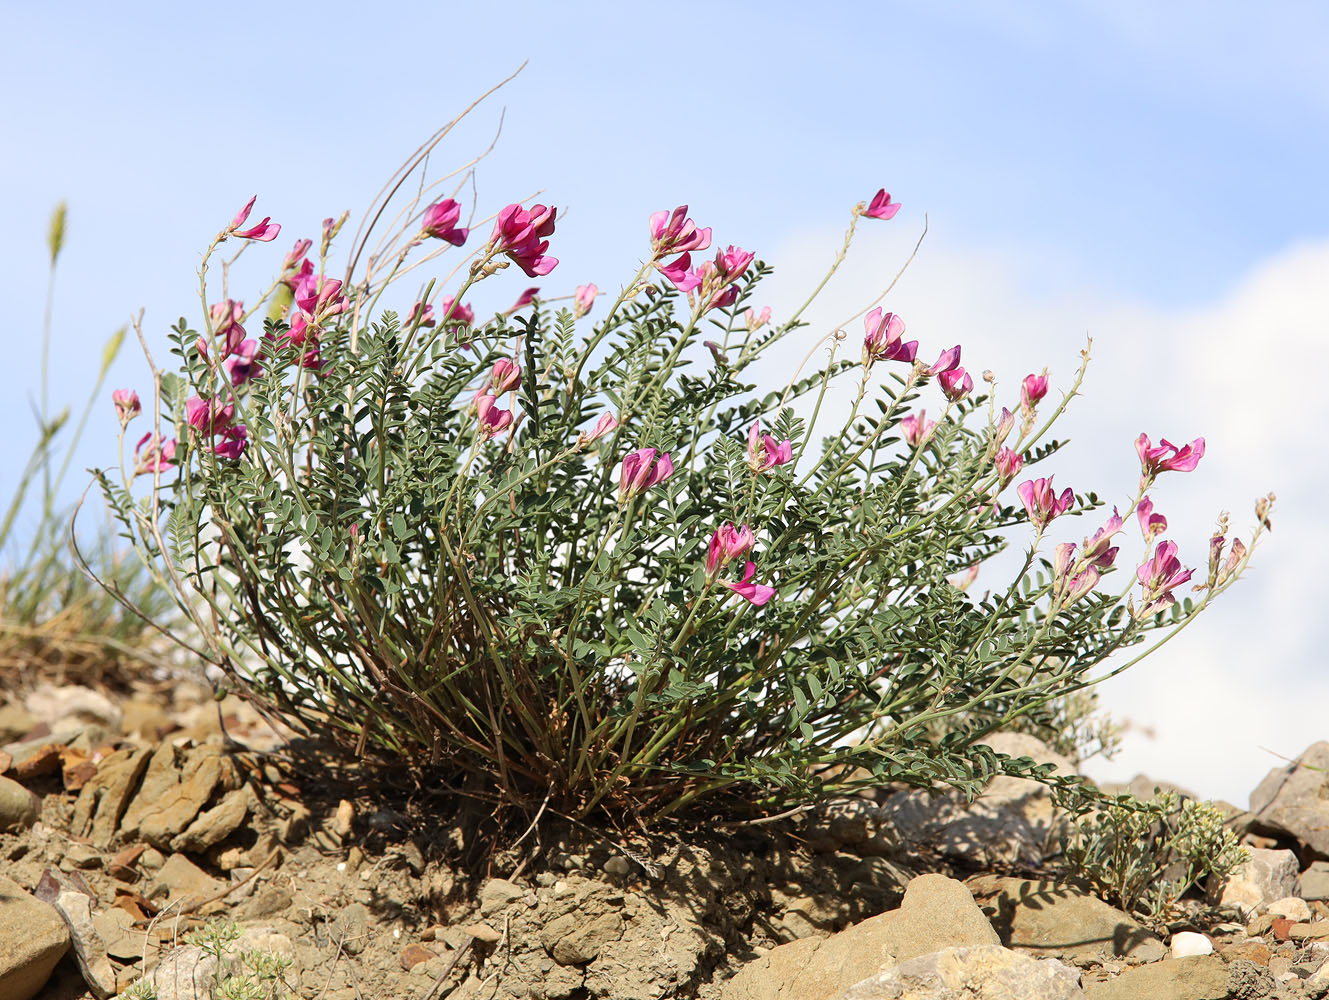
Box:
left=1170, top=931, right=1213, bottom=958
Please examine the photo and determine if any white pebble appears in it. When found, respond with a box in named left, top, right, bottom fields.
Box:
left=1266, top=896, right=1312, bottom=922
left=1171, top=931, right=1213, bottom=958
left=336, top=862, right=347, bottom=873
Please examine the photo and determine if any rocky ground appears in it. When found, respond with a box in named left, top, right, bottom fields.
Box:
left=3, top=679, right=1329, bottom=999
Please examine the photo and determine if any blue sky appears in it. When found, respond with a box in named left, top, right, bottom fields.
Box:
left=4, top=1, right=1327, bottom=803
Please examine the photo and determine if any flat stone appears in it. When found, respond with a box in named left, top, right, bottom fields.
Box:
left=1267, top=896, right=1312, bottom=922
left=61, top=843, right=102, bottom=870
left=70, top=746, right=151, bottom=847
left=118, top=742, right=183, bottom=837
left=242, top=886, right=292, bottom=919
left=171, top=786, right=252, bottom=853
left=723, top=874, right=1000, bottom=1000
left=1301, top=862, right=1329, bottom=902
left=0, top=874, right=70, bottom=1000
left=838, top=944, right=1083, bottom=999
left=968, top=875, right=1167, bottom=963
left=149, top=852, right=227, bottom=908
left=1082, top=956, right=1229, bottom=1000
left=1249, top=741, right=1329, bottom=856
left=52, top=889, right=116, bottom=998
left=332, top=901, right=370, bottom=954
left=478, top=877, right=526, bottom=916
left=0, top=775, right=40, bottom=832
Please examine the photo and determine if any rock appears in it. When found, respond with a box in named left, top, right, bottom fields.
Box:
left=1226, top=960, right=1277, bottom=999
left=0, top=774, right=40, bottom=832
left=1267, top=896, right=1312, bottom=922
left=60, top=843, right=101, bottom=871
left=140, top=847, right=166, bottom=870
left=234, top=927, right=294, bottom=957
left=968, top=876, right=1166, bottom=963
left=543, top=911, right=624, bottom=965
left=333, top=901, right=370, bottom=954
left=400, top=943, right=437, bottom=970
left=133, top=745, right=225, bottom=849
left=1170, top=931, right=1213, bottom=958
left=149, top=853, right=227, bottom=908
left=1289, top=921, right=1329, bottom=941
left=460, top=922, right=502, bottom=944
left=24, top=684, right=122, bottom=731
left=91, top=906, right=151, bottom=962
left=0, top=703, right=36, bottom=742
left=171, top=786, right=252, bottom=853
left=478, top=877, right=526, bottom=916
left=779, top=894, right=850, bottom=940
left=1081, top=956, right=1229, bottom=999
left=51, top=889, right=116, bottom=999
left=723, top=874, right=999, bottom=1000
left=604, top=855, right=632, bottom=876
left=141, top=944, right=219, bottom=1000
left=878, top=735, right=1076, bottom=868
left=1208, top=847, right=1299, bottom=917
left=0, top=874, right=70, bottom=1000
left=242, top=886, right=292, bottom=919
left=69, top=747, right=151, bottom=847
left=838, top=944, right=1083, bottom=999
left=1303, top=862, right=1329, bottom=902
left=1249, top=742, right=1329, bottom=856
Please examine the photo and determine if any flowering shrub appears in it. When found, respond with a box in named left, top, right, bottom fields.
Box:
left=96, top=140, right=1268, bottom=823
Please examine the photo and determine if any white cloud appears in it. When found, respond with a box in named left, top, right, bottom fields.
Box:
left=759, top=224, right=1329, bottom=806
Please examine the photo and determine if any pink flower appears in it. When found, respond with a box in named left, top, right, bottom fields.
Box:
left=1017, top=476, right=1074, bottom=530
left=928, top=345, right=961, bottom=375
left=649, top=205, right=712, bottom=257
left=1053, top=544, right=1101, bottom=606
left=185, top=395, right=235, bottom=435
left=225, top=340, right=263, bottom=387
left=574, top=283, right=598, bottom=318
left=706, top=283, right=741, bottom=313
left=1082, top=510, right=1123, bottom=570
left=489, top=358, right=521, bottom=394
left=938, top=367, right=974, bottom=402
left=1136, top=495, right=1167, bottom=540
left=1021, top=372, right=1049, bottom=411
left=474, top=393, right=513, bottom=437
left=618, top=447, right=674, bottom=502
left=295, top=274, right=349, bottom=320
left=506, top=287, right=540, bottom=314
left=1136, top=433, right=1205, bottom=482
left=282, top=239, right=312, bottom=274
left=579, top=411, right=618, bottom=445
left=994, top=446, right=1024, bottom=485
left=864, top=189, right=901, bottom=221
left=745, top=306, right=772, bottom=331
left=657, top=253, right=702, bottom=293
left=227, top=196, right=280, bottom=242
left=438, top=296, right=474, bottom=328
left=197, top=300, right=247, bottom=359
left=902, top=410, right=936, bottom=447
left=993, top=407, right=1015, bottom=448
left=112, top=389, right=140, bottom=424
left=714, top=245, right=754, bottom=283
left=706, top=523, right=755, bottom=579
left=721, top=560, right=777, bottom=607
left=420, top=198, right=469, bottom=246
left=408, top=302, right=435, bottom=328
left=1136, top=540, right=1194, bottom=615
left=491, top=202, right=558, bottom=277
left=747, top=421, right=794, bottom=473
left=133, top=433, right=177, bottom=477
left=213, top=423, right=248, bottom=459
left=862, top=308, right=917, bottom=367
